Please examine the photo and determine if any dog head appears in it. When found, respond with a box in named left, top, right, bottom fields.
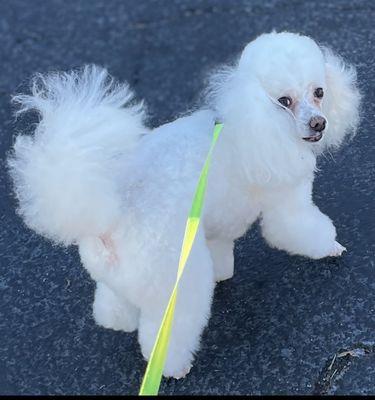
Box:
left=238, top=31, right=360, bottom=149
left=208, top=32, right=361, bottom=184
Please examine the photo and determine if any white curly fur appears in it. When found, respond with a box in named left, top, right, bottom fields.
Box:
left=8, top=65, right=148, bottom=245
left=8, top=32, right=360, bottom=378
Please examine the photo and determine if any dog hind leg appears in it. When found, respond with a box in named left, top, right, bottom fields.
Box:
left=137, top=236, right=215, bottom=378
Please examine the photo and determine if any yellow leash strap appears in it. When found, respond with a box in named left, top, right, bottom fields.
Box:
left=139, top=122, right=223, bottom=396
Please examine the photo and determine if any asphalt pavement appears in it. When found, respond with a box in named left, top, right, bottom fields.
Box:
left=0, top=0, right=374, bottom=395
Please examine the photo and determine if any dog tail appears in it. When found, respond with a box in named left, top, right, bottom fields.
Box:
left=8, top=65, right=147, bottom=246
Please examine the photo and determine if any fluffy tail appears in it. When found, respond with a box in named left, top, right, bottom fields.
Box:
left=8, top=65, right=147, bottom=246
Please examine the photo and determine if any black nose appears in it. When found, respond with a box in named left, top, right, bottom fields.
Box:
left=309, top=116, right=326, bottom=132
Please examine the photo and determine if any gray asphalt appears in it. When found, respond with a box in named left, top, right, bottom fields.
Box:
left=0, top=0, right=374, bottom=395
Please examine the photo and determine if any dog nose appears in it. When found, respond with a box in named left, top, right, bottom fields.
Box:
left=309, top=116, right=326, bottom=132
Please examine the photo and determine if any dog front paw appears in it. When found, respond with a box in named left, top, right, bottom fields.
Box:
left=329, top=241, right=347, bottom=257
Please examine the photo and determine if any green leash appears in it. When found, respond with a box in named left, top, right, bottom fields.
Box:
left=139, top=122, right=223, bottom=396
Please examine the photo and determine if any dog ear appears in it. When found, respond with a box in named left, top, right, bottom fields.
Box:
left=321, top=47, right=361, bottom=149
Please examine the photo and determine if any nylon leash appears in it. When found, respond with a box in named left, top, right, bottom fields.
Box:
left=139, top=122, right=223, bottom=396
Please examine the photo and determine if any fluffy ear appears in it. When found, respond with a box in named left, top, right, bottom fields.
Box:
left=322, top=47, right=361, bottom=149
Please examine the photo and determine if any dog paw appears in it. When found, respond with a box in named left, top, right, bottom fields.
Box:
left=329, top=241, right=347, bottom=257
left=215, top=270, right=234, bottom=282
left=94, top=305, right=139, bottom=332
left=213, top=260, right=234, bottom=282
left=93, top=284, right=139, bottom=332
left=164, top=364, right=192, bottom=380
left=173, top=365, right=192, bottom=380
left=143, top=351, right=193, bottom=380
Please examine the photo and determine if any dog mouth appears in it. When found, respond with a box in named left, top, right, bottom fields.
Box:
left=303, top=132, right=323, bottom=142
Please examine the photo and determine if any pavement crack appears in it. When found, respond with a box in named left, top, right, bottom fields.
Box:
left=314, top=342, right=375, bottom=395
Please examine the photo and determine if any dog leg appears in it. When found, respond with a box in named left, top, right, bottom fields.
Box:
left=93, top=282, right=139, bottom=332
left=260, top=181, right=342, bottom=260
left=207, top=238, right=234, bottom=282
left=138, top=238, right=215, bottom=378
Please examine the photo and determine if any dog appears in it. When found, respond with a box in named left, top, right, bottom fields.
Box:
left=8, top=31, right=360, bottom=378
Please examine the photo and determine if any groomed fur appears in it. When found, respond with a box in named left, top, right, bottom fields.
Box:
left=8, top=66, right=148, bottom=245
left=6, top=32, right=362, bottom=379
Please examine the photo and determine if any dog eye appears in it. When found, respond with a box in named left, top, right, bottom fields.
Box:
left=278, top=96, right=292, bottom=108
left=314, top=87, right=324, bottom=99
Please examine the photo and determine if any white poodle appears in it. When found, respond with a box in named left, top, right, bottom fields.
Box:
left=8, top=32, right=360, bottom=378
